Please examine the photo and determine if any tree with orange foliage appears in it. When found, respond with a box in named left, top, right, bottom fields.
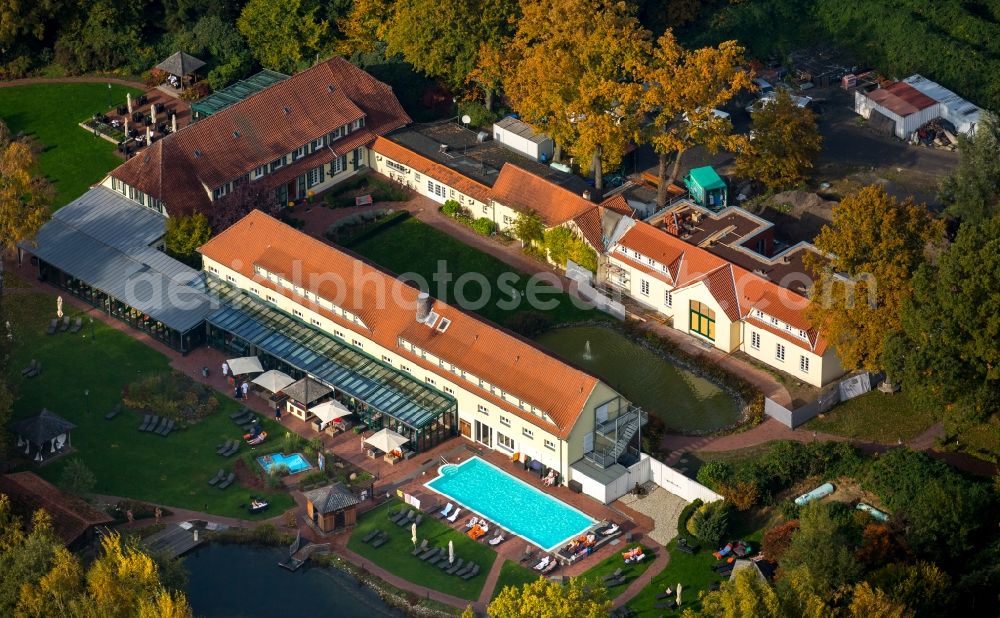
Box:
left=762, top=519, right=799, bottom=562
left=641, top=30, right=752, bottom=208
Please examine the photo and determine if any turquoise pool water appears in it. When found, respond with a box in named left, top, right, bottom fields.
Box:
left=425, top=457, right=594, bottom=550
left=257, top=453, right=312, bottom=474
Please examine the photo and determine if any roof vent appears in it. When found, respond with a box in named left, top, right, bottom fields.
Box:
left=193, top=149, right=202, bottom=158
left=582, top=190, right=592, bottom=201
left=416, top=291, right=433, bottom=323
left=439, top=143, right=449, bottom=153
left=233, top=130, right=241, bottom=138
left=327, top=85, right=335, bottom=93
left=283, top=106, right=291, bottom=115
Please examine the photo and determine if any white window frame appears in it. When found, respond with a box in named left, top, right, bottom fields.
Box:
left=640, top=279, right=650, bottom=296
left=776, top=343, right=785, bottom=362
left=799, top=355, right=809, bottom=373
left=544, top=439, right=555, bottom=451
left=751, top=331, right=760, bottom=350
left=522, top=428, right=534, bottom=439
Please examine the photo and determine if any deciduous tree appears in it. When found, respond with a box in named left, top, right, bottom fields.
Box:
left=335, top=0, right=391, bottom=56
left=58, top=459, right=96, bottom=497
left=847, top=582, right=910, bottom=618
left=504, top=0, right=650, bottom=195
left=779, top=502, right=861, bottom=596
left=511, top=210, right=544, bottom=247
left=164, top=212, right=212, bottom=266
left=690, top=566, right=781, bottom=618
left=805, top=185, right=944, bottom=371
left=734, top=91, right=821, bottom=190
left=883, top=216, right=1000, bottom=424
left=488, top=576, right=610, bottom=618
left=641, top=31, right=752, bottom=207
left=384, top=0, right=515, bottom=94
left=237, top=0, right=328, bottom=74
left=938, top=112, right=1000, bottom=224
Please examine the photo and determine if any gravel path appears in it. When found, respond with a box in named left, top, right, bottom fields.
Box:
left=618, top=485, right=688, bottom=547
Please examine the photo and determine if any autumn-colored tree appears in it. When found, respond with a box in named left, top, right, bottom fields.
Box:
left=0, top=499, right=62, bottom=616
left=0, top=119, right=52, bottom=276
left=774, top=566, right=832, bottom=618
left=504, top=0, right=650, bottom=195
left=488, top=576, right=610, bottom=618
left=869, top=561, right=952, bottom=617
left=335, top=0, right=391, bottom=56
left=511, top=210, right=545, bottom=247
left=466, top=41, right=507, bottom=111
left=847, top=582, right=911, bottom=618
left=854, top=523, right=911, bottom=570
left=164, top=212, right=212, bottom=266
left=641, top=31, right=752, bottom=207
left=805, top=185, right=944, bottom=370
left=17, top=532, right=192, bottom=618
left=690, top=566, right=781, bottom=617
left=384, top=0, right=515, bottom=94
left=237, top=0, right=328, bottom=74
left=734, top=91, right=821, bottom=190
left=762, top=519, right=799, bottom=562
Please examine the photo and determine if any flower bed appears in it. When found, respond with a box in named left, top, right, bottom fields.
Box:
left=122, top=371, right=219, bottom=422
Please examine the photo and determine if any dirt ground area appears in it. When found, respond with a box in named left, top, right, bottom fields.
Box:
left=779, top=475, right=885, bottom=511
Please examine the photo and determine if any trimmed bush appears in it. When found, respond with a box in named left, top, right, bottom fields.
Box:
left=441, top=199, right=462, bottom=216
left=689, top=500, right=731, bottom=547
left=472, top=217, right=496, bottom=236
left=677, top=498, right=703, bottom=546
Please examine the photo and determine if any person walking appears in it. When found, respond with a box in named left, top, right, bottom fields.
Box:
left=241, top=381, right=249, bottom=400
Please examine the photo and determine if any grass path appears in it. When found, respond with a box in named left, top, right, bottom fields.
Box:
left=0, top=82, right=141, bottom=207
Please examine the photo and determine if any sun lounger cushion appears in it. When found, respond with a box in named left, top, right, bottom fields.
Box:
left=217, top=473, right=236, bottom=489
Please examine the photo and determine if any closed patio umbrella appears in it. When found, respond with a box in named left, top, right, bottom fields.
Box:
left=252, top=369, right=295, bottom=394
left=411, top=522, right=417, bottom=546
left=676, top=583, right=682, bottom=605
left=171, top=114, right=177, bottom=134
left=364, top=428, right=408, bottom=454
left=226, top=356, right=263, bottom=376
left=448, top=540, right=454, bottom=564
left=127, top=92, right=133, bottom=114
left=56, top=295, right=63, bottom=319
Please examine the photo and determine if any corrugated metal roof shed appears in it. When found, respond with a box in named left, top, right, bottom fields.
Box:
left=23, top=188, right=214, bottom=332
left=903, top=74, right=983, bottom=134
left=494, top=116, right=550, bottom=145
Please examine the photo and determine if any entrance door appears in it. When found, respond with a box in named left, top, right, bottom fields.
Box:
left=459, top=419, right=471, bottom=439
left=475, top=420, right=492, bottom=448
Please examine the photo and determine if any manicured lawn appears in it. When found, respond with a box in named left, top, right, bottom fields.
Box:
left=0, top=83, right=141, bottom=208
left=491, top=560, right=540, bottom=600
left=5, top=290, right=293, bottom=519
left=345, top=217, right=606, bottom=330
left=577, top=543, right=654, bottom=599
left=803, top=389, right=936, bottom=442
left=347, top=499, right=498, bottom=601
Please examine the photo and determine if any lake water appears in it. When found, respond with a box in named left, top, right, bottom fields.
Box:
left=184, top=544, right=404, bottom=618
left=535, top=325, right=739, bottom=432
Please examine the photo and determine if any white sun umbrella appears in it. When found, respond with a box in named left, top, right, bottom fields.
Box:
left=252, top=369, right=295, bottom=394
left=171, top=114, right=177, bottom=134
left=56, top=295, right=63, bottom=319
left=126, top=92, right=133, bottom=114
left=364, top=428, right=409, bottom=454
left=310, top=399, right=351, bottom=429
left=448, top=540, right=454, bottom=564
left=411, top=522, right=418, bottom=546
left=226, top=356, right=263, bottom=376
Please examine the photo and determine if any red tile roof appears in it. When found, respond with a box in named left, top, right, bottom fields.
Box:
left=866, top=82, right=938, bottom=117
left=599, top=194, right=636, bottom=217
left=198, top=211, right=602, bottom=439
left=491, top=164, right=596, bottom=227
left=615, top=220, right=826, bottom=352
left=110, top=57, right=410, bottom=215
left=0, top=472, right=112, bottom=546
left=372, top=137, right=492, bottom=203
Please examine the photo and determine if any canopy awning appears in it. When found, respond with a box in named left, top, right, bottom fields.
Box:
left=155, top=51, right=205, bottom=76
left=364, top=428, right=409, bottom=453
left=251, top=369, right=295, bottom=393
left=310, top=399, right=351, bottom=424
left=12, top=409, right=76, bottom=446
left=227, top=356, right=263, bottom=375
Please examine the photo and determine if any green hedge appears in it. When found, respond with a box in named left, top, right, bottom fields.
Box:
left=676, top=498, right=703, bottom=547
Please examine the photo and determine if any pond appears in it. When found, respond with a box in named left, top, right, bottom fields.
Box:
left=184, top=544, right=404, bottom=618
left=534, top=325, right=740, bottom=432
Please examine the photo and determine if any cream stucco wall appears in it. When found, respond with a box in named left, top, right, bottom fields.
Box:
left=371, top=152, right=490, bottom=214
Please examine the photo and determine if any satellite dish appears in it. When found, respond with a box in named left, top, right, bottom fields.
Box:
left=461, top=114, right=472, bottom=125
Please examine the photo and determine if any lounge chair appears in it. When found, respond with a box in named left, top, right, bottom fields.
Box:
left=676, top=538, right=698, bottom=554
left=445, top=559, right=465, bottom=575
left=460, top=564, right=481, bottom=580
left=21, top=360, right=38, bottom=377
left=437, top=503, right=453, bottom=518
left=371, top=533, right=389, bottom=548
left=390, top=509, right=410, bottom=524
left=69, top=317, right=82, bottom=333
left=223, top=443, right=239, bottom=457
left=398, top=511, right=417, bottom=527
left=157, top=419, right=175, bottom=436
left=447, top=508, right=462, bottom=523
left=411, top=539, right=428, bottom=555
left=229, top=408, right=249, bottom=420
left=607, top=575, right=628, bottom=587
left=387, top=508, right=401, bottom=520
left=420, top=547, right=441, bottom=561
left=465, top=516, right=479, bottom=529
left=439, top=556, right=457, bottom=570
left=453, top=562, right=473, bottom=577
left=207, top=469, right=225, bottom=486
left=152, top=417, right=169, bottom=434
left=362, top=529, right=382, bottom=543
left=217, top=439, right=234, bottom=454
left=138, top=414, right=152, bottom=431
left=541, top=560, right=558, bottom=574
left=105, top=404, right=122, bottom=420
left=46, top=318, right=58, bottom=335
left=58, top=316, right=70, bottom=332
left=144, top=415, right=160, bottom=432
left=413, top=514, right=423, bottom=527
left=488, top=534, right=505, bottom=546
left=25, top=360, right=41, bottom=378
left=654, top=601, right=677, bottom=610
left=519, top=548, right=535, bottom=563
left=217, top=472, right=236, bottom=489
left=533, top=556, right=552, bottom=571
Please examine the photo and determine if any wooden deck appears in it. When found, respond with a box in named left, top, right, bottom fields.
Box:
left=143, top=521, right=208, bottom=558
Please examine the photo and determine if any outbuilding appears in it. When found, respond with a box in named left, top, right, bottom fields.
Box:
left=854, top=81, right=939, bottom=140
left=303, top=483, right=360, bottom=534
left=903, top=74, right=983, bottom=135
left=493, top=116, right=554, bottom=162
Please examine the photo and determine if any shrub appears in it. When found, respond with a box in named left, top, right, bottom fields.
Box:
left=122, top=371, right=218, bottom=421
left=677, top=499, right=703, bottom=546
left=210, top=524, right=294, bottom=546
left=441, top=199, right=462, bottom=216
left=143, top=68, right=167, bottom=87
left=180, top=82, right=211, bottom=101
left=472, top=217, right=496, bottom=236
left=458, top=100, right=497, bottom=128
left=370, top=178, right=409, bottom=202
left=696, top=461, right=733, bottom=490
left=762, top=519, right=799, bottom=561
left=59, top=459, right=96, bottom=496
left=506, top=311, right=553, bottom=337
left=689, top=500, right=731, bottom=547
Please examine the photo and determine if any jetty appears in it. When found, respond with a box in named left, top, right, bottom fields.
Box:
left=278, top=531, right=331, bottom=571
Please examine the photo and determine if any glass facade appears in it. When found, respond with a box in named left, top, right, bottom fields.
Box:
left=204, top=277, right=457, bottom=452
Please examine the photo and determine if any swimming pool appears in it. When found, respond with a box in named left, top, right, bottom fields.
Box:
left=425, top=457, right=594, bottom=551
left=257, top=453, right=312, bottom=475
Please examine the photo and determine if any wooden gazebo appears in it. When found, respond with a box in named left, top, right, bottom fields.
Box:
left=12, top=409, right=76, bottom=463
left=155, top=51, right=206, bottom=86
left=303, top=483, right=360, bottom=534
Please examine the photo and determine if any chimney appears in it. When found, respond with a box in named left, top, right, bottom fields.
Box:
left=416, top=292, right=433, bottom=322
left=582, top=190, right=592, bottom=201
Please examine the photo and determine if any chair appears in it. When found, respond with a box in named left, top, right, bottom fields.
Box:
left=420, top=547, right=440, bottom=562
left=105, top=404, right=122, bottom=420
left=413, top=514, right=423, bottom=527
left=157, top=419, right=175, bottom=436
left=21, top=359, right=38, bottom=377
left=602, top=568, right=623, bottom=583
left=152, top=417, right=169, bottom=434
left=229, top=409, right=249, bottom=420
left=217, top=472, right=236, bottom=489
left=411, top=539, right=428, bottom=555
left=488, top=534, right=505, bottom=546
left=460, top=564, right=481, bottom=580
left=370, top=532, right=389, bottom=548
left=454, top=562, right=474, bottom=578
left=439, top=556, right=458, bottom=571
left=138, top=414, right=152, bottom=431
left=26, top=360, right=41, bottom=378
left=391, top=509, right=410, bottom=524
left=447, top=508, right=462, bottom=523
left=465, top=516, right=479, bottom=529
left=216, top=439, right=234, bottom=455
left=207, top=469, right=225, bottom=486
left=69, top=317, right=82, bottom=333
left=397, top=510, right=416, bottom=527
left=438, top=503, right=453, bottom=518
left=362, top=529, right=382, bottom=543
left=445, top=559, right=464, bottom=575
left=59, top=316, right=70, bottom=331
left=46, top=318, right=58, bottom=335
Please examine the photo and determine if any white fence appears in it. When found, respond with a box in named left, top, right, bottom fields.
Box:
left=646, top=454, right=722, bottom=503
